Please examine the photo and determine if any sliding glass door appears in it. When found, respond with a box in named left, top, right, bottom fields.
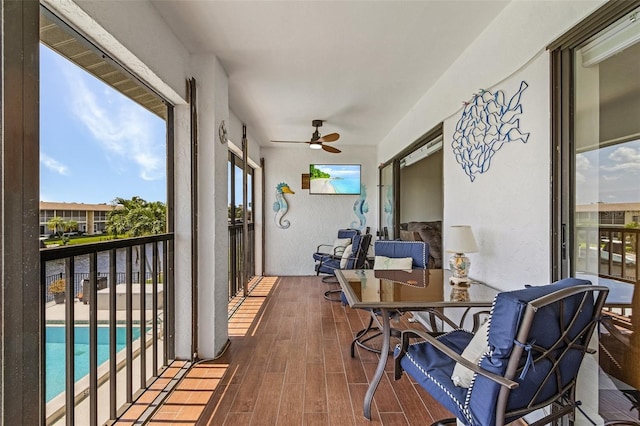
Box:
left=552, top=3, right=640, bottom=422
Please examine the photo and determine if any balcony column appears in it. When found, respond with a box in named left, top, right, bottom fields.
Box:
left=0, top=0, right=41, bottom=423
left=191, top=54, right=230, bottom=359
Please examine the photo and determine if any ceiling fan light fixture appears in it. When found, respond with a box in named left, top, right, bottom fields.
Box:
left=309, top=142, right=322, bottom=150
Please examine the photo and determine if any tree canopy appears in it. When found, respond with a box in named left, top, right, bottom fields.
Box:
left=105, top=196, right=167, bottom=238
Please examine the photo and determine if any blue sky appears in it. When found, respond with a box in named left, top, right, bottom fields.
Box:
left=40, top=44, right=167, bottom=204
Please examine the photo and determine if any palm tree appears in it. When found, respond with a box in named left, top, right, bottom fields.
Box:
left=47, top=216, right=65, bottom=237
left=110, top=197, right=165, bottom=237
left=106, top=196, right=167, bottom=265
left=65, top=220, right=78, bottom=233
left=105, top=212, right=128, bottom=238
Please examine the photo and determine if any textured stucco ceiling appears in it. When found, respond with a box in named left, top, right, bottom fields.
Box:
left=151, top=1, right=510, bottom=148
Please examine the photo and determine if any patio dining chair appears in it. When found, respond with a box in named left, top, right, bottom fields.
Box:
left=394, top=278, right=608, bottom=426
left=312, top=228, right=360, bottom=264
left=350, top=240, right=428, bottom=357
left=316, top=233, right=372, bottom=300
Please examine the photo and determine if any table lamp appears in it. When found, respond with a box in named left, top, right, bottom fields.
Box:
left=447, top=225, right=478, bottom=286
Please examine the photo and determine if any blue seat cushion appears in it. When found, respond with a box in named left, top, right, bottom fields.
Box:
left=395, top=330, right=473, bottom=419
left=313, top=252, right=336, bottom=262
left=316, top=256, right=341, bottom=275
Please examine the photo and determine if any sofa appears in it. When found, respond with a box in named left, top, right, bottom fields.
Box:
left=399, top=221, right=442, bottom=269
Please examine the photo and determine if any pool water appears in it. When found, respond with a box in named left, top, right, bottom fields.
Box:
left=46, top=326, right=142, bottom=402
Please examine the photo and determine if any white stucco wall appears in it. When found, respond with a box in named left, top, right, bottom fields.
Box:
left=191, top=54, right=230, bottom=359
left=443, top=52, right=550, bottom=289
left=377, top=1, right=604, bottom=163
left=377, top=0, right=605, bottom=291
left=173, top=104, right=193, bottom=360
left=262, top=145, right=377, bottom=276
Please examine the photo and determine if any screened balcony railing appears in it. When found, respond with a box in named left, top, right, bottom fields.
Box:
left=41, top=234, right=174, bottom=426
left=228, top=222, right=255, bottom=300
left=575, top=226, right=639, bottom=284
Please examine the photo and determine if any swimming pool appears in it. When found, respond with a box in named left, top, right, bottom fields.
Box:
left=46, top=326, right=142, bottom=402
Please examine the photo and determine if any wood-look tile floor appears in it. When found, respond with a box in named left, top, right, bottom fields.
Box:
left=126, top=276, right=454, bottom=425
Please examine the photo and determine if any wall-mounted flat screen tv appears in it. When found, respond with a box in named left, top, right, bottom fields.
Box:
left=309, top=164, right=361, bottom=195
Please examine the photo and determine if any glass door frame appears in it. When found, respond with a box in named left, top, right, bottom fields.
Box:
left=549, top=0, right=640, bottom=281
left=378, top=123, right=443, bottom=240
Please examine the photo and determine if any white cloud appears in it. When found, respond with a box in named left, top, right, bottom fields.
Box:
left=575, top=154, right=590, bottom=184
left=40, top=153, right=70, bottom=176
left=63, top=67, right=164, bottom=181
left=602, top=146, right=640, bottom=174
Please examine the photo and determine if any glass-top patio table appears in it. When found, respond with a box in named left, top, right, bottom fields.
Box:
left=336, top=268, right=499, bottom=420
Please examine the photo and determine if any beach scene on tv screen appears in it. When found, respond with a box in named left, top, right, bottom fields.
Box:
left=310, top=164, right=361, bottom=194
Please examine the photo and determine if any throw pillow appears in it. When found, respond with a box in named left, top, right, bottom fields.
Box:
left=332, top=238, right=351, bottom=256
left=373, top=256, right=413, bottom=270
left=340, top=244, right=354, bottom=268
left=451, top=320, right=490, bottom=388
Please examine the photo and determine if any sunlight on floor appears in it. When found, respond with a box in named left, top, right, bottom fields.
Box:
left=117, top=276, right=279, bottom=425
left=229, top=276, right=278, bottom=337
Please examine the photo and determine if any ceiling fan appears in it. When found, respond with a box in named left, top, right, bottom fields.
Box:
left=271, top=119, right=341, bottom=153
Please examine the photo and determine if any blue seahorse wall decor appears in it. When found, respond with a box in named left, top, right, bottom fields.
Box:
left=349, top=184, right=369, bottom=231
left=452, top=81, right=529, bottom=182
left=384, top=186, right=393, bottom=230
left=273, top=182, right=294, bottom=229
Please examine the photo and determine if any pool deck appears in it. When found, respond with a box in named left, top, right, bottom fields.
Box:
left=46, top=298, right=159, bottom=323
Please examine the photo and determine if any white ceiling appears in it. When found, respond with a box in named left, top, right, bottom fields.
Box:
left=151, top=1, right=510, bottom=148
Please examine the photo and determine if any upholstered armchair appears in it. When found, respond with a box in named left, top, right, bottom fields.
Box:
left=394, top=278, right=608, bottom=426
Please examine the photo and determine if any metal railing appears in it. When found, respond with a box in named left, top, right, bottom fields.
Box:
left=575, top=226, right=639, bottom=284
left=228, top=222, right=255, bottom=300
left=41, top=234, right=174, bottom=426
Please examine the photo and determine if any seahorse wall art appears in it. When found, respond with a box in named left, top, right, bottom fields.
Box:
left=349, top=184, right=368, bottom=231
left=452, top=81, right=530, bottom=182
left=273, top=182, right=294, bottom=229
left=384, top=185, right=393, bottom=230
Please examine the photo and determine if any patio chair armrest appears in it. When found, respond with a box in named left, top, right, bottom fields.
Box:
left=394, top=329, right=519, bottom=390
left=316, top=243, right=333, bottom=252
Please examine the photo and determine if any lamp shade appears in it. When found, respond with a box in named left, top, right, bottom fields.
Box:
left=446, top=225, right=478, bottom=254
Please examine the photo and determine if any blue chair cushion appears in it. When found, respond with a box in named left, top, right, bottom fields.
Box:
left=395, top=330, right=473, bottom=418
left=470, top=277, right=594, bottom=425
left=374, top=240, right=428, bottom=269
left=338, top=229, right=360, bottom=240
left=316, top=256, right=341, bottom=275
left=396, top=278, right=593, bottom=426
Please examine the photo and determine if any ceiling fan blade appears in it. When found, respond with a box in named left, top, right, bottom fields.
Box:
left=318, top=132, right=339, bottom=143
left=322, top=144, right=341, bottom=154
left=270, top=140, right=308, bottom=144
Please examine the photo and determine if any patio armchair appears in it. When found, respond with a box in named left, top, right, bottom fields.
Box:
left=316, top=233, right=372, bottom=300
left=312, top=228, right=360, bottom=263
left=350, top=240, right=428, bottom=356
left=394, top=278, right=608, bottom=426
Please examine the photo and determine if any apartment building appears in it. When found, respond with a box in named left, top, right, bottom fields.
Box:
left=39, top=201, right=115, bottom=236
